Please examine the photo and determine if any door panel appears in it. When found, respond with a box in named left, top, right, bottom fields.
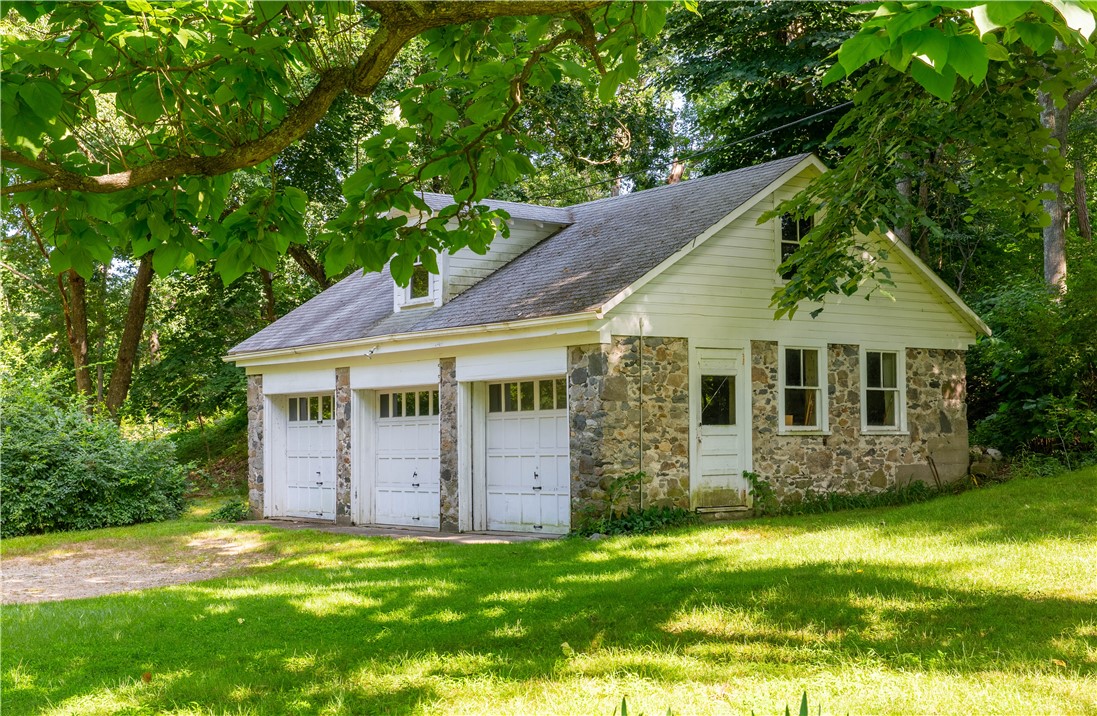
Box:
left=485, top=378, right=569, bottom=534
left=694, top=350, right=748, bottom=508
left=375, top=387, right=440, bottom=528
left=285, top=394, right=336, bottom=519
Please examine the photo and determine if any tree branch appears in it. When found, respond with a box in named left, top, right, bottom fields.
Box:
left=4, top=1, right=608, bottom=196
left=1067, top=76, right=1097, bottom=114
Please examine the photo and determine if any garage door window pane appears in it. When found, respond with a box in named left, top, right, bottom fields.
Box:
left=309, top=396, right=320, bottom=421
left=419, top=391, right=431, bottom=417
left=520, top=381, right=534, bottom=410
left=404, top=392, right=415, bottom=416
left=539, top=380, right=554, bottom=410
left=555, top=379, right=567, bottom=409
left=393, top=393, right=403, bottom=417
left=432, top=390, right=440, bottom=415
left=489, top=383, right=502, bottom=413
left=321, top=395, right=333, bottom=420
left=379, top=394, right=389, bottom=418
left=505, top=382, right=518, bottom=412
left=289, top=398, right=298, bottom=422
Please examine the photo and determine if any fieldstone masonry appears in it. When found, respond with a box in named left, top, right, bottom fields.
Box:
left=438, top=357, right=460, bottom=532
left=751, top=341, right=967, bottom=504
left=246, top=374, right=264, bottom=518
left=569, top=336, right=690, bottom=526
left=335, top=367, right=353, bottom=524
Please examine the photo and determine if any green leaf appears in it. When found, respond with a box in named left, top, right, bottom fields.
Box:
left=18, top=80, right=63, bottom=121
left=152, top=241, right=183, bottom=276
left=837, top=30, right=890, bottom=74
left=985, top=1, right=1036, bottom=27
left=911, top=59, right=957, bottom=100
left=885, top=6, right=941, bottom=40
left=598, top=72, right=620, bottom=104
left=949, top=35, right=989, bottom=83
left=902, top=28, right=950, bottom=71
left=1014, top=21, right=1056, bottom=54
left=821, top=60, right=848, bottom=86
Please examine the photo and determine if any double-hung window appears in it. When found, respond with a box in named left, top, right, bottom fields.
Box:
left=782, top=347, right=823, bottom=429
left=863, top=349, right=904, bottom=431
left=779, top=214, right=813, bottom=280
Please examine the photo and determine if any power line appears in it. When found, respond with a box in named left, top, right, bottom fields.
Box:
left=529, top=101, right=854, bottom=203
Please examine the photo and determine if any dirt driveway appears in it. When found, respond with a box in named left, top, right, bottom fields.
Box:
left=1, top=532, right=273, bottom=604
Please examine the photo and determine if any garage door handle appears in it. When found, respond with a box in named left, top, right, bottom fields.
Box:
left=316, top=481, right=324, bottom=486
left=411, top=483, right=420, bottom=488
left=532, top=486, right=542, bottom=491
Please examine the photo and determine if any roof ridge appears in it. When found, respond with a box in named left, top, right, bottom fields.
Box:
left=417, top=153, right=810, bottom=214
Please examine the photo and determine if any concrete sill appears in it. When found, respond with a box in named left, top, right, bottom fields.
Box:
left=777, top=430, right=831, bottom=437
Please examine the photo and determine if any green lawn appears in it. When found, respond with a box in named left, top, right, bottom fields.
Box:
left=3, top=469, right=1096, bottom=715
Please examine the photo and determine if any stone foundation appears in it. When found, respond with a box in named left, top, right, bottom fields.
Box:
left=568, top=336, right=690, bottom=526
left=438, top=357, right=459, bottom=532
left=335, top=367, right=352, bottom=524
left=751, top=341, right=967, bottom=504
left=246, top=374, right=264, bottom=518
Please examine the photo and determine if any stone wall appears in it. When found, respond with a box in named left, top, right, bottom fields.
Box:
left=246, top=374, right=264, bottom=518
left=751, top=341, right=968, bottom=504
left=334, top=367, right=352, bottom=524
left=568, top=336, right=690, bottom=526
left=438, top=357, right=460, bottom=532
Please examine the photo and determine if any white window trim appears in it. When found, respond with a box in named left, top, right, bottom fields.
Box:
left=860, top=346, right=908, bottom=434
left=393, top=262, right=443, bottom=311
left=777, top=342, right=829, bottom=435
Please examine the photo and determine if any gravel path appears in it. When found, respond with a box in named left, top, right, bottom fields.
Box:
left=1, top=533, right=272, bottom=604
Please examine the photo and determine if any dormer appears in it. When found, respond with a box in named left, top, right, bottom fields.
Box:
left=393, top=261, right=442, bottom=311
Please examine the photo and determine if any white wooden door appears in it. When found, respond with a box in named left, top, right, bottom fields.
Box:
left=375, top=388, right=440, bottom=528
left=485, top=378, right=570, bottom=534
left=693, top=349, right=748, bottom=508
left=285, top=394, right=336, bottom=519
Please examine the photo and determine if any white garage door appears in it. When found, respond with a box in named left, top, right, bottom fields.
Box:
left=375, top=388, right=440, bottom=528
left=486, top=378, right=569, bottom=534
left=285, top=394, right=336, bottom=519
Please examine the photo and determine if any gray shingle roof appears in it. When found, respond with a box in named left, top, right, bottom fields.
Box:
left=230, top=154, right=809, bottom=355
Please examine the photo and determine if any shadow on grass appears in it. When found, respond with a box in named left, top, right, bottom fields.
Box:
left=4, top=516, right=1095, bottom=714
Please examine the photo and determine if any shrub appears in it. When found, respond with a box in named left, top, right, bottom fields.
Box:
left=1, top=353, right=187, bottom=538
left=967, top=261, right=1097, bottom=456
left=208, top=499, right=251, bottom=522
left=577, top=505, right=699, bottom=536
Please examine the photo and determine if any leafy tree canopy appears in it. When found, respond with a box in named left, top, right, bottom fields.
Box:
left=771, top=0, right=1096, bottom=318
left=1, top=1, right=667, bottom=285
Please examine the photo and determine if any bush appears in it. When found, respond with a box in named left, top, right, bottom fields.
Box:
left=967, top=260, right=1097, bottom=456
left=577, top=505, right=699, bottom=536
left=208, top=498, right=251, bottom=522
left=1, top=358, right=187, bottom=538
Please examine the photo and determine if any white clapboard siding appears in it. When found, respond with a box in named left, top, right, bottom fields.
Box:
left=444, top=223, right=559, bottom=302
left=605, top=169, right=977, bottom=349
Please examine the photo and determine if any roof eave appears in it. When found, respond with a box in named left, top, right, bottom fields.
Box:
left=223, top=309, right=601, bottom=366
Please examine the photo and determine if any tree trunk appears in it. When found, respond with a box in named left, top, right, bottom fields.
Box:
left=104, top=254, right=155, bottom=415
left=1076, top=159, right=1092, bottom=242
left=1039, top=88, right=1068, bottom=293
left=261, top=269, right=277, bottom=323
left=896, top=152, right=913, bottom=247
left=287, top=244, right=331, bottom=288
left=62, top=269, right=93, bottom=397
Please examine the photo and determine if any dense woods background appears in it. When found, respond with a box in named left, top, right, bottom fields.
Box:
left=2, top=1, right=1095, bottom=507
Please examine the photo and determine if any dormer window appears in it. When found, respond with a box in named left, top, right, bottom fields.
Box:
left=779, top=214, right=813, bottom=280
left=395, top=260, right=442, bottom=310
left=409, top=264, right=431, bottom=301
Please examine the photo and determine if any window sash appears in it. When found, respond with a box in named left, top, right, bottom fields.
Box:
left=408, top=264, right=431, bottom=300
left=783, top=348, right=821, bottom=428
left=865, top=350, right=901, bottom=428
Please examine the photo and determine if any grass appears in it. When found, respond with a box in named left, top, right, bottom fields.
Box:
left=2, top=469, right=1095, bottom=715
